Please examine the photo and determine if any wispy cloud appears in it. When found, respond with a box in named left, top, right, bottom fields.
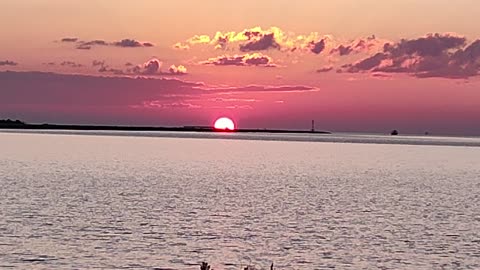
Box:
left=140, top=101, right=201, bottom=109
left=0, top=60, right=18, bottom=66
left=202, top=84, right=318, bottom=94
left=92, top=60, right=124, bottom=74
left=60, top=37, right=78, bottom=42
left=60, top=61, right=83, bottom=68
left=329, top=35, right=386, bottom=56
left=0, top=71, right=317, bottom=110
left=112, top=39, right=154, bottom=48
left=200, top=53, right=277, bottom=67
left=60, top=37, right=155, bottom=50
left=316, top=66, right=333, bottom=73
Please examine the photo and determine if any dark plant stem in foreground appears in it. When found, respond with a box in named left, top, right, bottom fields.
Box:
left=200, top=262, right=274, bottom=270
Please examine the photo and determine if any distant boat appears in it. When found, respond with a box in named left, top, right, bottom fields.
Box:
left=390, top=130, right=399, bottom=136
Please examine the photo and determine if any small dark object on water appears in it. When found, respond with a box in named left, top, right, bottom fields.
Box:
left=390, top=129, right=399, bottom=135
left=200, top=262, right=211, bottom=270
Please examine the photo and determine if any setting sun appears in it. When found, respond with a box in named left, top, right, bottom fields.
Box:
left=214, top=117, right=235, bottom=131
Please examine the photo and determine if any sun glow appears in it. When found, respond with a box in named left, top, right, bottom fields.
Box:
left=214, top=117, right=235, bottom=131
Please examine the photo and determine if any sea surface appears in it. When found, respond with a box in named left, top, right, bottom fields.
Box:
left=0, top=130, right=479, bottom=269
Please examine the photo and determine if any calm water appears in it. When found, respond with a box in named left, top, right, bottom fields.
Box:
left=0, top=131, right=479, bottom=269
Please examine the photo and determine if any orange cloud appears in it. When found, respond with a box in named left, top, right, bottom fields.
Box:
left=173, top=42, right=190, bottom=50
left=168, top=65, right=188, bottom=75
left=173, top=26, right=334, bottom=53
left=187, top=35, right=211, bottom=44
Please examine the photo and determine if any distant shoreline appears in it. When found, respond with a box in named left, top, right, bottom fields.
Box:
left=0, top=123, right=331, bottom=135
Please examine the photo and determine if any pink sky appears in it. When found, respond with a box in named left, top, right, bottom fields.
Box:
left=1, top=0, right=480, bottom=135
